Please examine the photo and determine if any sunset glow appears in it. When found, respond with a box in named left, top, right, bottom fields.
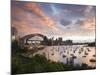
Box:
left=11, top=1, right=96, bottom=42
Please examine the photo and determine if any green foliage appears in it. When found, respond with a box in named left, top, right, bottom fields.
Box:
left=12, top=54, right=95, bottom=74
left=12, top=40, right=27, bottom=56
left=45, top=62, right=65, bottom=72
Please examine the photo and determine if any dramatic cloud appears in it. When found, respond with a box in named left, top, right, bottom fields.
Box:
left=11, top=1, right=96, bottom=41
left=24, top=2, right=59, bottom=31
left=11, top=2, right=64, bottom=37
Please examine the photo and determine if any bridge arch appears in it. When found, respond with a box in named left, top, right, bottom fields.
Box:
left=21, top=34, right=46, bottom=44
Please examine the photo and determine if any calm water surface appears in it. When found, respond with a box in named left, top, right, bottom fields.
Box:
left=33, top=45, right=96, bottom=67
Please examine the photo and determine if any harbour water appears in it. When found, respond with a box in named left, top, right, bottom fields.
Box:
left=33, top=45, right=96, bottom=67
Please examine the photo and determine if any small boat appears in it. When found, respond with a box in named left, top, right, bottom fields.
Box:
left=62, top=55, right=66, bottom=58
left=82, top=56, right=86, bottom=57
left=87, top=48, right=91, bottom=52
left=64, top=51, right=66, bottom=53
left=72, top=55, right=77, bottom=59
left=93, top=55, right=96, bottom=57
left=51, top=53, right=54, bottom=55
left=84, top=51, right=88, bottom=55
left=90, top=59, right=96, bottom=62
left=78, top=51, right=81, bottom=54
left=70, top=54, right=74, bottom=56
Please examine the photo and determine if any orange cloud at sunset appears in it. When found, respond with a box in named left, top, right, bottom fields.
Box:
left=24, top=2, right=45, bottom=18
left=24, top=3, right=59, bottom=31
left=11, top=2, right=64, bottom=37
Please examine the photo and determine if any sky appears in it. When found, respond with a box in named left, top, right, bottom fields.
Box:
left=11, top=1, right=96, bottom=42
